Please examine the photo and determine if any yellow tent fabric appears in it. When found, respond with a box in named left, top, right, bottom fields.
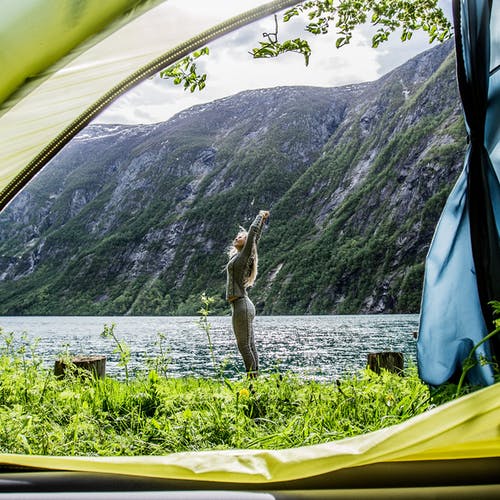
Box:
left=0, top=0, right=297, bottom=209
left=0, top=382, right=498, bottom=483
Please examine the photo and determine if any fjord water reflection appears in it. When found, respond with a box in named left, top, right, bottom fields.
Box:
left=1, top=315, right=418, bottom=380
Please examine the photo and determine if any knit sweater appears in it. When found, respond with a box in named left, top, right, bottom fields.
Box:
left=226, top=214, right=265, bottom=301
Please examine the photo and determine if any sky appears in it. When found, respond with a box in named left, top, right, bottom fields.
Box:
left=94, top=0, right=454, bottom=125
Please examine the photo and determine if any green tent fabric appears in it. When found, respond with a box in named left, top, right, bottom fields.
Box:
left=0, top=0, right=155, bottom=106
left=0, top=0, right=499, bottom=493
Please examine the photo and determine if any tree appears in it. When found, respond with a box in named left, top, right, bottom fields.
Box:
left=160, top=0, right=452, bottom=91
left=252, top=0, right=452, bottom=64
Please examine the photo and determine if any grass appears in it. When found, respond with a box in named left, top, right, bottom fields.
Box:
left=0, top=325, right=460, bottom=457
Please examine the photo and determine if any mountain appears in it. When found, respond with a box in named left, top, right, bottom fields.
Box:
left=0, top=40, right=465, bottom=315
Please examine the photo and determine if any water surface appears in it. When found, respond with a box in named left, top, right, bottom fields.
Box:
left=0, top=315, right=419, bottom=380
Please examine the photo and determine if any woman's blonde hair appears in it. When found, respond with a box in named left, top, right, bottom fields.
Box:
left=228, top=226, right=259, bottom=288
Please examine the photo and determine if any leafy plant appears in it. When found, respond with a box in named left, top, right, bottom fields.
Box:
left=145, top=332, right=171, bottom=379
left=196, top=292, right=218, bottom=375
left=252, top=0, right=452, bottom=65
left=100, top=323, right=131, bottom=382
left=455, top=301, right=500, bottom=396
left=159, top=47, right=209, bottom=92
left=250, top=15, right=312, bottom=65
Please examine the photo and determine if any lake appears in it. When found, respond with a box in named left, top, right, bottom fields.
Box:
left=0, top=315, right=419, bottom=380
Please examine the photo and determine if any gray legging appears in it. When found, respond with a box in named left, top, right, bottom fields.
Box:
left=231, top=296, right=258, bottom=375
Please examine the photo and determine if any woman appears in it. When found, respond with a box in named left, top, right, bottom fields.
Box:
left=226, top=210, right=269, bottom=377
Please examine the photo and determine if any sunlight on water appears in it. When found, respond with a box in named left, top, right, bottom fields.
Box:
left=0, top=315, right=419, bottom=381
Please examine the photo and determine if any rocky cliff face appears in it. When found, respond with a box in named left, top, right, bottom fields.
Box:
left=0, top=40, right=465, bottom=315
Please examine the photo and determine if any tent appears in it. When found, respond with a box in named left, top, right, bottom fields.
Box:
left=0, top=0, right=499, bottom=496
left=417, top=0, right=500, bottom=387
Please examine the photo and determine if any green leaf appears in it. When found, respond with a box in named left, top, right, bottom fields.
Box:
left=335, top=37, right=346, bottom=48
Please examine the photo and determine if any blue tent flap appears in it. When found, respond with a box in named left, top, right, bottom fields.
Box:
left=418, top=0, right=500, bottom=386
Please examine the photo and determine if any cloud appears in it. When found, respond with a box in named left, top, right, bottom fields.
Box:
left=95, top=0, right=452, bottom=125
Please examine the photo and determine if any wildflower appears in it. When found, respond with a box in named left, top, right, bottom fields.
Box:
left=239, top=388, right=250, bottom=398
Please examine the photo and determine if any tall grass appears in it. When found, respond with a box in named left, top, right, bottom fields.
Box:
left=0, top=325, right=457, bottom=457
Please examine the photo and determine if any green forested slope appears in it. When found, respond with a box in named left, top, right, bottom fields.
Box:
left=0, top=40, right=465, bottom=315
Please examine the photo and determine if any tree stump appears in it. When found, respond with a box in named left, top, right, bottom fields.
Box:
left=54, top=355, right=106, bottom=379
left=367, top=352, right=404, bottom=375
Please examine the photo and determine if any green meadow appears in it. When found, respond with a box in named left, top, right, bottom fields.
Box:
left=0, top=325, right=459, bottom=457
left=1, top=299, right=497, bottom=456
